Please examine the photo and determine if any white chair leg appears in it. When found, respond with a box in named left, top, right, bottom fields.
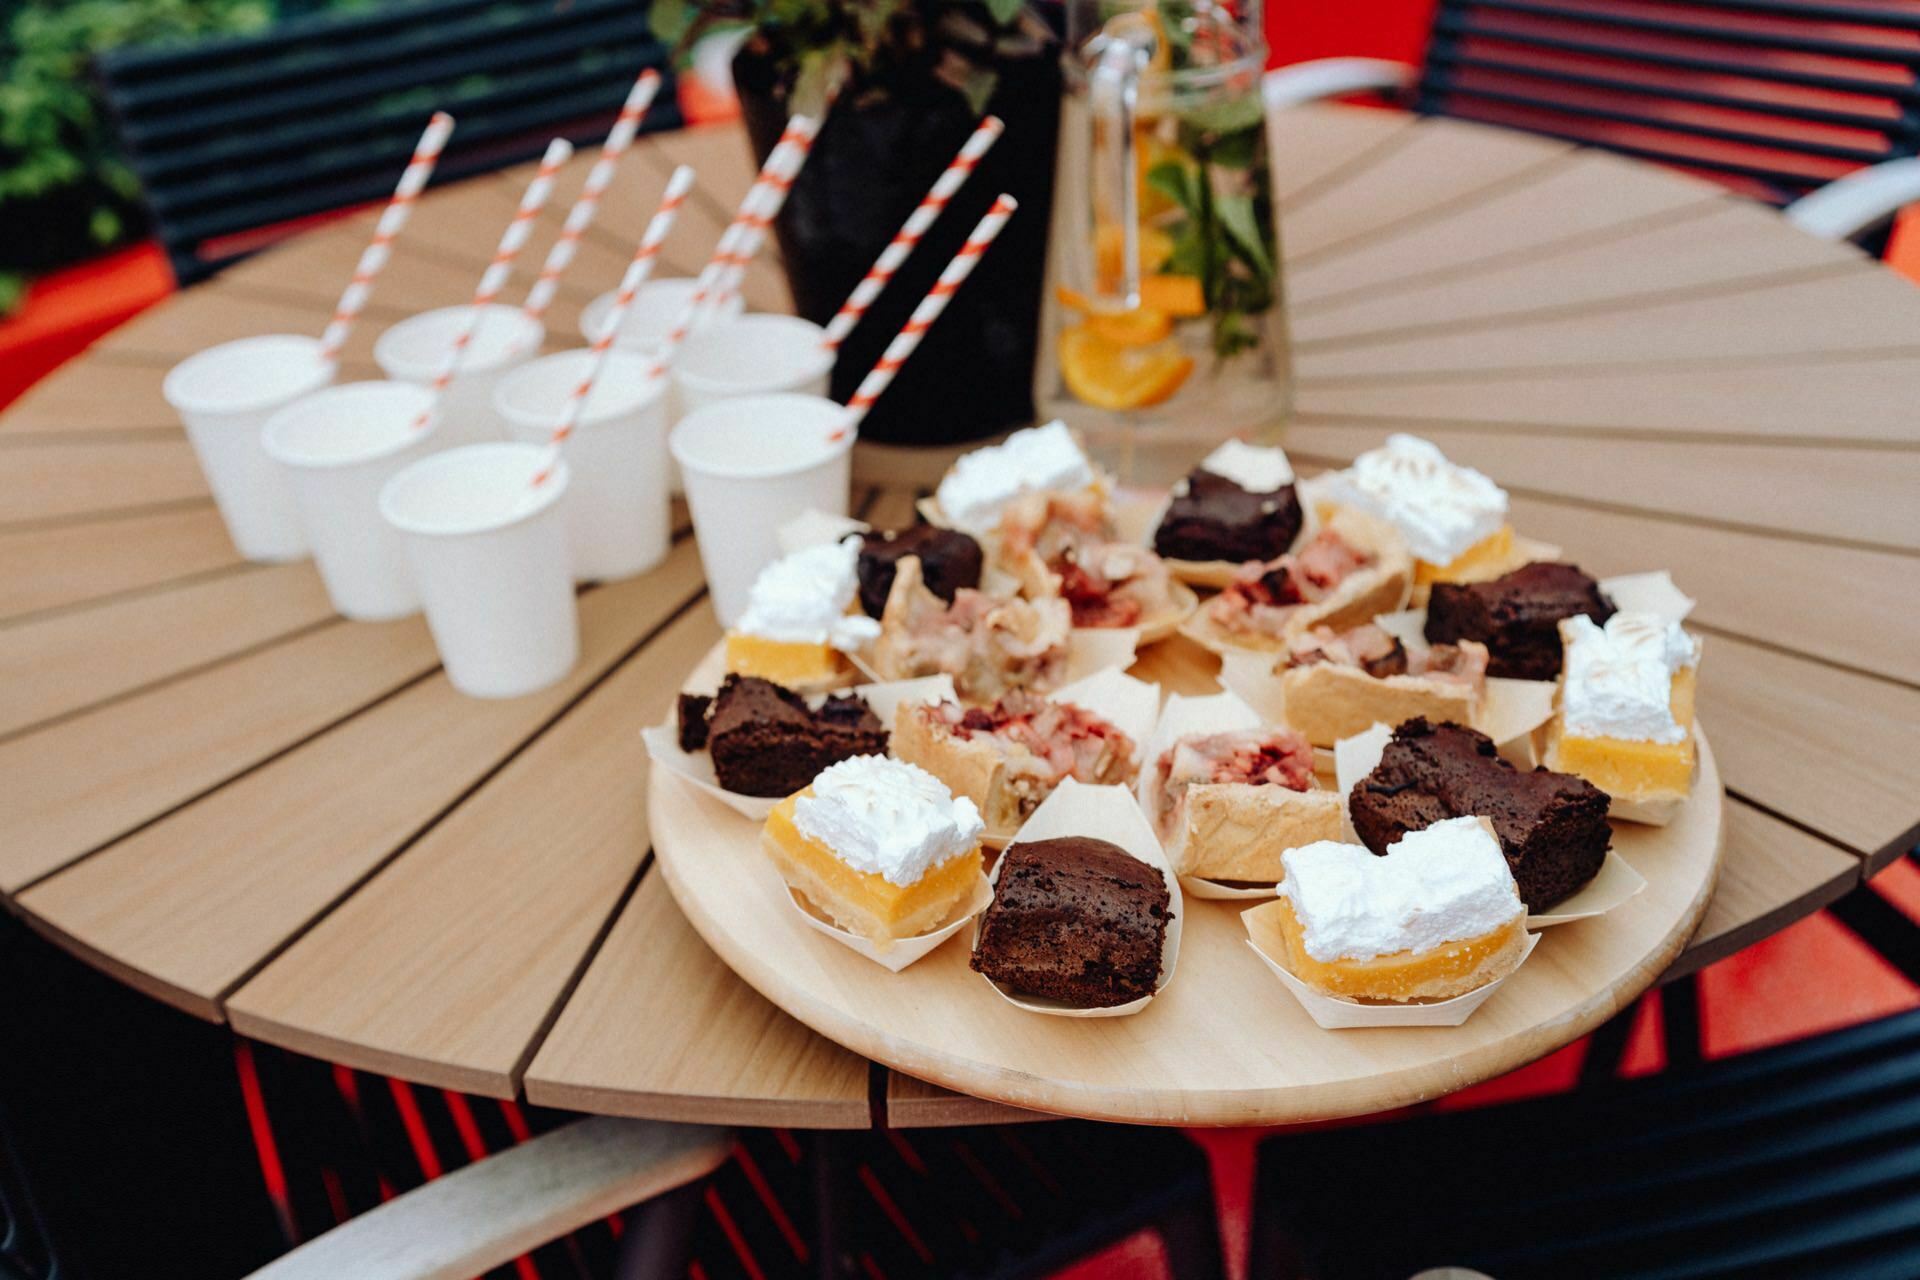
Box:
left=245, top=1117, right=731, bottom=1280
left=1785, top=157, right=1920, bottom=242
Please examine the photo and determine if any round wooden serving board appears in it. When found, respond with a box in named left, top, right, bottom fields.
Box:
left=651, top=641, right=1725, bottom=1126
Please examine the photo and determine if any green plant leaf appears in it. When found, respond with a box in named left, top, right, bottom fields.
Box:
left=1213, top=192, right=1273, bottom=280
left=1145, top=161, right=1195, bottom=214
left=983, top=0, right=1025, bottom=26
left=651, top=0, right=693, bottom=46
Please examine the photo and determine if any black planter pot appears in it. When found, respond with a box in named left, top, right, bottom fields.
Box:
left=735, top=39, right=1061, bottom=448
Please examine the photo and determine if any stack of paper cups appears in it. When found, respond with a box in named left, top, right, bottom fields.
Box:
left=379, top=443, right=578, bottom=699
left=670, top=392, right=854, bottom=625
left=671, top=314, right=834, bottom=415
left=162, top=334, right=335, bottom=561
left=493, top=349, right=670, bottom=583
left=262, top=381, right=438, bottom=620
left=374, top=304, right=543, bottom=448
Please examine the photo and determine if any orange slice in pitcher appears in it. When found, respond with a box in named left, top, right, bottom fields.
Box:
left=1060, top=325, right=1194, bottom=410
left=1054, top=287, right=1172, bottom=346
left=1140, top=274, right=1206, bottom=317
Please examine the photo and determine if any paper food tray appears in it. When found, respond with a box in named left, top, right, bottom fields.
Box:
left=973, top=779, right=1182, bottom=1018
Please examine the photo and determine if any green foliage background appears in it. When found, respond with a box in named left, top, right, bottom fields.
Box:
left=0, top=0, right=377, bottom=313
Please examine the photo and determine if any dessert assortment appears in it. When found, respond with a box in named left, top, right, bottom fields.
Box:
left=658, top=426, right=1710, bottom=1030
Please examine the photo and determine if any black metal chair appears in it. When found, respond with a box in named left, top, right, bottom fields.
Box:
left=1246, top=1001, right=1920, bottom=1279
left=1264, top=0, right=1920, bottom=241
left=92, top=0, right=681, bottom=286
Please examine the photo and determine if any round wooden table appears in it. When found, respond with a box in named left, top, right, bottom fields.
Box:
left=3, top=105, right=1915, bottom=1129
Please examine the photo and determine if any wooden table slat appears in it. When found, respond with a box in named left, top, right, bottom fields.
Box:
left=525, top=874, right=873, bottom=1128
left=0, top=614, right=439, bottom=893
left=16, top=548, right=707, bottom=1020
left=1295, top=356, right=1920, bottom=445
left=1296, top=266, right=1912, bottom=381
left=1279, top=117, right=1568, bottom=263
left=0, top=439, right=209, bottom=527
left=1293, top=200, right=1863, bottom=344
left=1270, top=104, right=1417, bottom=205
left=1699, top=635, right=1920, bottom=868
left=0, top=506, right=239, bottom=621
left=0, top=562, right=335, bottom=739
left=225, top=598, right=721, bottom=1097
left=1665, top=799, right=1862, bottom=982
left=1288, top=149, right=1726, bottom=306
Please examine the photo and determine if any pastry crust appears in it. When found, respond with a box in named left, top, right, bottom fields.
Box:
left=869, top=556, right=1070, bottom=700
left=891, top=704, right=1023, bottom=835
left=1166, top=783, right=1344, bottom=883
left=1187, top=508, right=1414, bottom=654
left=1279, top=661, right=1480, bottom=748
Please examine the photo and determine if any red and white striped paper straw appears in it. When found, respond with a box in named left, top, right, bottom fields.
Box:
left=409, top=137, right=574, bottom=432
left=705, top=115, right=823, bottom=312
left=835, top=193, right=1018, bottom=441
left=818, top=116, right=1002, bottom=350
left=644, top=115, right=821, bottom=381
left=317, top=111, right=455, bottom=367
left=519, top=70, right=663, bottom=324
left=530, top=165, right=695, bottom=488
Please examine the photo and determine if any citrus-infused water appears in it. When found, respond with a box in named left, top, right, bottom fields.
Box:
left=1041, top=0, right=1292, bottom=483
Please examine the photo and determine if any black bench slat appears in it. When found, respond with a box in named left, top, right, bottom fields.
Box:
left=120, top=15, right=656, bottom=149
left=164, top=86, right=670, bottom=245
left=127, top=35, right=660, bottom=183
left=101, top=0, right=636, bottom=115
left=1456, top=0, right=1920, bottom=65
left=1435, top=50, right=1919, bottom=134
left=94, top=0, right=678, bottom=283
left=1432, top=13, right=1920, bottom=98
left=1435, top=83, right=1899, bottom=163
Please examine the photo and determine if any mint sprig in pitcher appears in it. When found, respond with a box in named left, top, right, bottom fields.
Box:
left=1041, top=0, right=1292, bottom=484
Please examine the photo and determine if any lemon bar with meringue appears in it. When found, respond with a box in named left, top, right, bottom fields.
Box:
left=933, top=420, right=1102, bottom=536
left=1544, top=611, right=1701, bottom=824
left=725, top=539, right=881, bottom=691
left=1319, top=434, right=1523, bottom=595
left=762, top=756, right=986, bottom=947
left=1269, top=817, right=1527, bottom=1002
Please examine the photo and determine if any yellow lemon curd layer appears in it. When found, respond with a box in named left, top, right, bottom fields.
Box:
left=763, top=792, right=980, bottom=945
left=1550, top=666, right=1697, bottom=800
left=1414, top=524, right=1516, bottom=586
left=725, top=631, right=845, bottom=687
left=1272, top=895, right=1525, bottom=1002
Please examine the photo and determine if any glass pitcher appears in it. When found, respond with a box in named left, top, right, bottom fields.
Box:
left=1039, top=0, right=1292, bottom=485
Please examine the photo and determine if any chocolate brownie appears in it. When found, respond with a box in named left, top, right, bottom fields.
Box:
left=1348, top=718, right=1610, bottom=911
left=1152, top=468, right=1304, bottom=564
left=970, top=836, right=1171, bottom=1008
left=676, top=693, right=713, bottom=751
left=856, top=525, right=984, bottom=618
left=699, top=676, right=888, bottom=797
left=1425, top=562, right=1614, bottom=681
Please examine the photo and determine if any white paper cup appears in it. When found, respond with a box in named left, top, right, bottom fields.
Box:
left=379, top=443, right=578, bottom=699
left=578, top=278, right=744, bottom=353
left=671, top=314, right=835, bottom=415
left=494, top=350, right=670, bottom=583
left=262, top=381, right=437, bottom=620
left=163, top=333, right=335, bottom=561
left=374, top=304, right=543, bottom=450
left=670, top=393, right=854, bottom=626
